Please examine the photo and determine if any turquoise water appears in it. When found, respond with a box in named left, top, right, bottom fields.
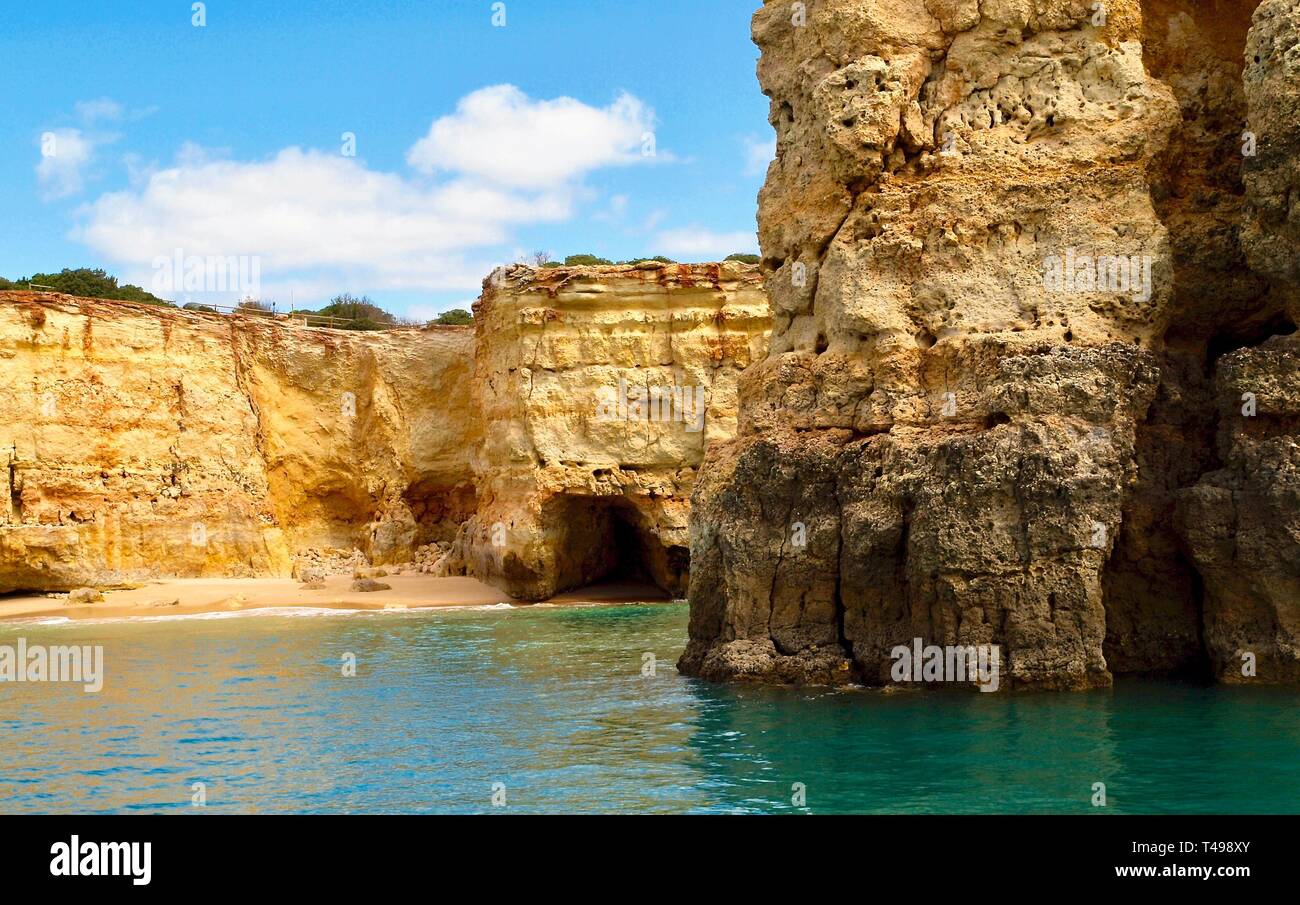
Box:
left=2, top=602, right=1298, bottom=814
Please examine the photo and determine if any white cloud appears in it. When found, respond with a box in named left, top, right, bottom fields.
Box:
left=654, top=226, right=757, bottom=260
left=743, top=134, right=776, bottom=177
left=75, top=85, right=667, bottom=302
left=76, top=147, right=571, bottom=297
left=406, top=85, right=659, bottom=190
left=37, top=129, right=96, bottom=200
left=36, top=97, right=140, bottom=200
left=593, top=193, right=629, bottom=224
left=74, top=98, right=124, bottom=124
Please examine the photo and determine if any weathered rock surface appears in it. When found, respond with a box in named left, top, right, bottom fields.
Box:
left=1241, top=0, right=1300, bottom=296
left=0, top=292, right=476, bottom=592
left=1174, top=0, right=1300, bottom=686
left=460, top=263, right=769, bottom=600
left=1178, top=335, right=1300, bottom=683
left=0, top=262, right=768, bottom=600
left=681, top=0, right=1300, bottom=689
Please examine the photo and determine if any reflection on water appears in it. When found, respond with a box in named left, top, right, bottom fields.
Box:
left=2, top=604, right=1298, bottom=814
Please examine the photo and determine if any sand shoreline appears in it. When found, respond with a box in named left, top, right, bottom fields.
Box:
left=0, top=575, right=674, bottom=624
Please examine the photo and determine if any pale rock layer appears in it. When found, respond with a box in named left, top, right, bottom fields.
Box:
left=681, top=0, right=1300, bottom=689
left=0, top=293, right=476, bottom=592
left=459, top=263, right=770, bottom=601
left=0, top=262, right=768, bottom=601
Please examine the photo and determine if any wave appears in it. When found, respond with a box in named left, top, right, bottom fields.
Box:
left=0, top=603, right=523, bottom=630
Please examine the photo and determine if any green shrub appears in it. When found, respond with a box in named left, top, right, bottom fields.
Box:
left=432, top=309, right=474, bottom=326
left=312, top=294, right=397, bottom=330
left=618, top=256, right=677, bottom=265
left=4, top=268, right=172, bottom=304
left=724, top=253, right=761, bottom=264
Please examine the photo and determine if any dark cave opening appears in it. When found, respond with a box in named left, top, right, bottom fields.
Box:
left=543, top=494, right=684, bottom=599
left=1206, top=313, right=1297, bottom=373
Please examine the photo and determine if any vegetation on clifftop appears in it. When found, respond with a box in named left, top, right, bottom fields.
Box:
left=540, top=253, right=758, bottom=267
left=432, top=309, right=474, bottom=325
left=0, top=268, right=172, bottom=305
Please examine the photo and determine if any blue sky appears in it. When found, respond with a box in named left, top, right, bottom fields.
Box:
left=0, top=0, right=772, bottom=318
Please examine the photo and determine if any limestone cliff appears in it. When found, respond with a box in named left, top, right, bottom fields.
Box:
left=1176, top=0, right=1300, bottom=685
left=0, top=292, right=477, bottom=592
left=460, top=263, right=769, bottom=600
left=0, top=262, right=768, bottom=600
left=681, top=0, right=1299, bottom=689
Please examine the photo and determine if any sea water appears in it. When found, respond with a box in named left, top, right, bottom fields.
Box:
left=2, top=603, right=1298, bottom=814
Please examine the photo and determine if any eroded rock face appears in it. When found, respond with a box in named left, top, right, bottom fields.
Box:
left=0, top=264, right=769, bottom=600
left=681, top=0, right=1300, bottom=688
left=460, top=263, right=770, bottom=601
left=1173, top=0, right=1300, bottom=686
left=1241, top=0, right=1300, bottom=296
left=229, top=317, right=480, bottom=563
left=1178, top=336, right=1300, bottom=683
left=0, top=293, right=477, bottom=592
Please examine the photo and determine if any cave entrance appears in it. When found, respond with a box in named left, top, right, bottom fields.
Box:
left=542, top=494, right=686, bottom=599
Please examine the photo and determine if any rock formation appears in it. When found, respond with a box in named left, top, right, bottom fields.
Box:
left=0, top=262, right=768, bottom=600
left=1176, top=0, right=1300, bottom=684
left=0, top=292, right=477, bottom=592
left=680, top=0, right=1299, bottom=689
left=459, top=263, right=769, bottom=600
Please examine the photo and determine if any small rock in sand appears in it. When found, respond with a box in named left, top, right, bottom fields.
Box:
left=350, top=578, right=391, bottom=593
left=148, top=598, right=180, bottom=608
left=301, top=581, right=327, bottom=590
left=67, top=588, right=105, bottom=605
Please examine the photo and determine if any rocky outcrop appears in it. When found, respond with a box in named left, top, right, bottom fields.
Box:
left=1178, top=335, right=1300, bottom=684
left=1240, top=0, right=1300, bottom=296
left=681, top=0, right=1300, bottom=689
left=0, top=262, right=768, bottom=599
left=459, top=263, right=769, bottom=600
left=1174, top=0, right=1300, bottom=685
left=0, top=292, right=476, bottom=592
left=229, top=317, right=479, bottom=563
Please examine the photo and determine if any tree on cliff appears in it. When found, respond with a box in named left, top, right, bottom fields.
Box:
left=1, top=268, right=172, bottom=305
left=306, top=294, right=400, bottom=330
left=432, top=309, right=474, bottom=326
left=549, top=254, right=680, bottom=267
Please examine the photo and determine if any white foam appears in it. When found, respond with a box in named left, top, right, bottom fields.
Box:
left=0, top=597, right=671, bottom=632
left=0, top=602, right=533, bottom=631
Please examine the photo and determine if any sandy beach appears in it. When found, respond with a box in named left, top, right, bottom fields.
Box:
left=0, top=575, right=673, bottom=623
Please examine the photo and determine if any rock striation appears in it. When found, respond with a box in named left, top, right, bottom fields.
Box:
left=0, top=292, right=476, bottom=592
left=458, top=263, right=769, bottom=600
left=0, top=261, right=768, bottom=600
left=680, top=0, right=1300, bottom=689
